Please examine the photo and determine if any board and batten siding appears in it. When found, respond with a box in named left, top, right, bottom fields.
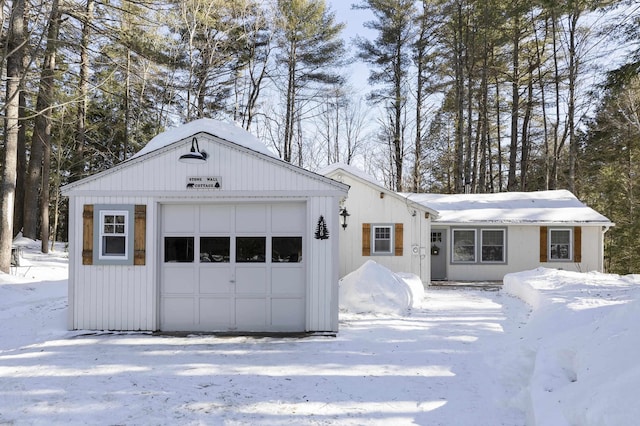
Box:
left=306, top=196, right=341, bottom=332
left=445, top=225, right=605, bottom=281
left=70, top=135, right=336, bottom=195
left=329, top=172, right=431, bottom=283
left=68, top=195, right=157, bottom=331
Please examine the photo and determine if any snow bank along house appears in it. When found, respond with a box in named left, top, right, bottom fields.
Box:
left=61, top=119, right=349, bottom=333
left=321, top=163, right=613, bottom=283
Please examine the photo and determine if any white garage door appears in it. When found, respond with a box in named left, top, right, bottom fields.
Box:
left=160, top=203, right=306, bottom=332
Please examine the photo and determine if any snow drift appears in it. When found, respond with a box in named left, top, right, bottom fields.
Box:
left=339, top=260, right=424, bottom=315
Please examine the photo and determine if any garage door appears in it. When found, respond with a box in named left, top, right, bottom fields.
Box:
left=160, top=203, right=306, bottom=332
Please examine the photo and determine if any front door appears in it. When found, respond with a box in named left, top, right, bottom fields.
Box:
left=430, top=229, right=447, bottom=280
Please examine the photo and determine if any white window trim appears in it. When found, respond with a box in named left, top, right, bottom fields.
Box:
left=480, top=228, right=506, bottom=263
left=549, top=228, right=573, bottom=261
left=371, top=224, right=394, bottom=255
left=98, top=210, right=129, bottom=261
left=452, top=228, right=477, bottom=263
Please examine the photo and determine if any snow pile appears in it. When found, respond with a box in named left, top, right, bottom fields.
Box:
left=339, top=260, right=424, bottom=315
left=504, top=268, right=640, bottom=426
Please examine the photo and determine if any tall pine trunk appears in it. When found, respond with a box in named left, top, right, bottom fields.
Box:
left=24, top=0, right=61, bottom=243
left=0, top=0, right=25, bottom=273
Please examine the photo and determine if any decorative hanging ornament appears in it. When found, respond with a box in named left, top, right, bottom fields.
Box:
left=315, top=215, right=330, bottom=240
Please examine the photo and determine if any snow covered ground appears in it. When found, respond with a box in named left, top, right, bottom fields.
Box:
left=1, top=241, right=638, bottom=425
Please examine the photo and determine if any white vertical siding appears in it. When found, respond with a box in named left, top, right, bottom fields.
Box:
left=333, top=173, right=431, bottom=283
left=306, top=196, right=340, bottom=332
left=69, top=136, right=336, bottom=194
left=69, top=195, right=157, bottom=331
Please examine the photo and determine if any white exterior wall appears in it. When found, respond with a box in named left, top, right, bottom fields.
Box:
left=68, top=195, right=157, bottom=330
left=331, top=173, right=431, bottom=283
left=65, top=134, right=347, bottom=332
left=444, top=225, right=606, bottom=281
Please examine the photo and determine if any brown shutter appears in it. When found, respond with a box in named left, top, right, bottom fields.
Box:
left=394, top=223, right=403, bottom=256
left=539, top=226, right=548, bottom=262
left=134, top=205, right=146, bottom=265
left=574, top=226, right=582, bottom=263
left=82, top=205, right=94, bottom=265
left=362, top=223, right=371, bottom=256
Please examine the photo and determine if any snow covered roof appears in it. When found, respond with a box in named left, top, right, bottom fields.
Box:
left=317, top=163, right=386, bottom=188
left=131, top=118, right=277, bottom=159
left=402, top=190, right=612, bottom=225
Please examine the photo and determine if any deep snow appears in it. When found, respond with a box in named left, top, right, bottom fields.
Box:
left=1, top=241, right=638, bottom=425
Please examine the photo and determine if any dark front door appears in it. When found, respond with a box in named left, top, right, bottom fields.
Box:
left=430, top=229, right=447, bottom=280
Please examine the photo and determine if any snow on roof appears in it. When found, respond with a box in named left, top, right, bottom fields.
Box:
left=402, top=190, right=612, bottom=224
left=317, top=162, right=386, bottom=189
left=131, top=118, right=277, bottom=159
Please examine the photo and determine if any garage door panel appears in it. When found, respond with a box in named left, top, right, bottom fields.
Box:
left=235, top=205, right=267, bottom=233
left=271, top=298, right=305, bottom=330
left=163, top=267, right=196, bottom=294
left=162, top=297, right=195, bottom=328
left=163, top=205, right=196, bottom=233
left=199, top=298, right=232, bottom=325
left=235, top=267, right=267, bottom=293
left=199, top=205, right=233, bottom=233
left=236, top=298, right=266, bottom=329
left=271, top=203, right=305, bottom=233
left=272, top=267, right=304, bottom=294
left=199, top=267, right=233, bottom=294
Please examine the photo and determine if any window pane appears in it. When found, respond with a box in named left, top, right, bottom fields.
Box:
left=481, top=230, right=504, bottom=262
left=373, top=226, right=392, bottom=254
left=164, top=237, right=194, bottom=262
left=374, top=239, right=391, bottom=253
left=551, top=230, right=570, bottom=244
left=236, top=237, right=266, bottom=263
left=200, top=237, right=230, bottom=262
left=103, top=236, right=126, bottom=256
left=272, top=237, right=302, bottom=262
left=550, top=230, right=571, bottom=260
left=453, top=230, right=475, bottom=262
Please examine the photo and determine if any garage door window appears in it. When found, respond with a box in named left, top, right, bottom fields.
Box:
left=236, top=237, right=266, bottom=262
left=165, top=237, right=194, bottom=262
left=272, top=237, right=302, bottom=262
left=200, top=237, right=230, bottom=262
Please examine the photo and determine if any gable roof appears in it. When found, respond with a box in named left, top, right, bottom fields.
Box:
left=131, top=118, right=277, bottom=159
left=62, top=119, right=348, bottom=195
left=319, top=163, right=439, bottom=217
left=401, top=190, right=612, bottom=225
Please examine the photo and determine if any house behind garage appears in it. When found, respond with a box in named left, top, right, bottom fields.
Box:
left=61, top=119, right=349, bottom=333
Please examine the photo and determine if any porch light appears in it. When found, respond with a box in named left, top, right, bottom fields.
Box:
left=179, top=137, right=208, bottom=163
left=340, top=207, right=350, bottom=230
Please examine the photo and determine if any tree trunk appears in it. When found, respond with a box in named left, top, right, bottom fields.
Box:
left=72, top=0, right=94, bottom=183
left=508, top=15, right=520, bottom=191
left=24, top=0, right=61, bottom=242
left=0, top=0, right=26, bottom=273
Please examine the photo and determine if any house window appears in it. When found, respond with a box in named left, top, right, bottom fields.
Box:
left=481, top=229, right=505, bottom=263
left=550, top=229, right=572, bottom=260
left=99, top=211, right=128, bottom=260
left=373, top=225, right=393, bottom=254
left=164, top=237, right=194, bottom=262
left=452, top=229, right=476, bottom=262
left=200, top=237, right=230, bottom=262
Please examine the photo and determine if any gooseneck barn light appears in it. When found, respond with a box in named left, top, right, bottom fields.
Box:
left=179, top=137, right=208, bottom=163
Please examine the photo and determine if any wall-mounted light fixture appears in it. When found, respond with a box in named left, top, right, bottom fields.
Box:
left=179, top=137, right=208, bottom=164
left=340, top=207, right=350, bottom=230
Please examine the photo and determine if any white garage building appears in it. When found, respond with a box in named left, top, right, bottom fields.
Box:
left=61, top=119, right=349, bottom=333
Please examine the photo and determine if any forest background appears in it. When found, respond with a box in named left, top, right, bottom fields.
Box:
left=0, top=0, right=638, bottom=274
